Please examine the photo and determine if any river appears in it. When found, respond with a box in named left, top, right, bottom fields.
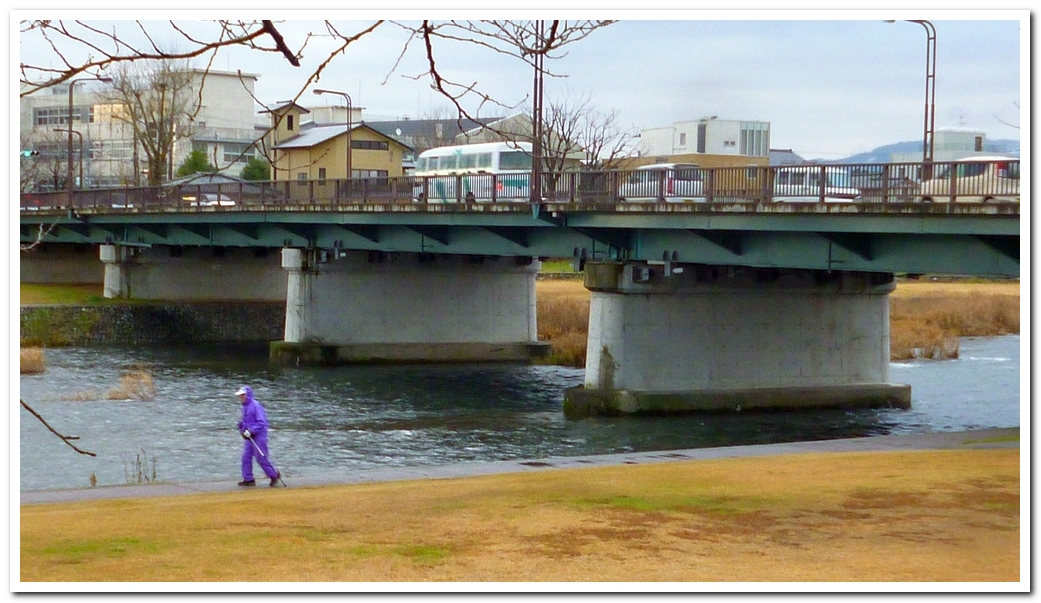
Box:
left=18, top=335, right=1021, bottom=492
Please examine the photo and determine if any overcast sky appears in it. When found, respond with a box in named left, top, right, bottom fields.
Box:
left=16, top=11, right=1027, bottom=160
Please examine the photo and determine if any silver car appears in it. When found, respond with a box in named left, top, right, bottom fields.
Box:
left=617, top=163, right=705, bottom=202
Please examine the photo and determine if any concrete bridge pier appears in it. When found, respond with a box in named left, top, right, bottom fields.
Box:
left=100, top=244, right=130, bottom=299
left=563, top=261, right=911, bottom=418
left=97, top=244, right=287, bottom=301
left=272, top=248, right=549, bottom=365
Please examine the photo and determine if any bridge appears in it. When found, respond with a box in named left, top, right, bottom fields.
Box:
left=21, top=162, right=1021, bottom=417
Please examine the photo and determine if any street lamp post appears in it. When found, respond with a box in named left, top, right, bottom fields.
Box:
left=887, top=19, right=937, bottom=178
left=54, top=128, right=83, bottom=189
left=65, top=77, right=111, bottom=202
left=313, top=88, right=353, bottom=194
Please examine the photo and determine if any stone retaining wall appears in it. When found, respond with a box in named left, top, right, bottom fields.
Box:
left=20, top=303, right=286, bottom=346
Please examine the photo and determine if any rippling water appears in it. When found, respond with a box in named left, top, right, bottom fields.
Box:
left=18, top=336, right=1021, bottom=492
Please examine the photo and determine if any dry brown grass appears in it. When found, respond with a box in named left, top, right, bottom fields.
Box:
left=19, top=448, right=1020, bottom=583
left=61, top=368, right=157, bottom=402
left=889, top=289, right=1020, bottom=360
left=536, top=278, right=1020, bottom=367
left=20, top=347, right=45, bottom=374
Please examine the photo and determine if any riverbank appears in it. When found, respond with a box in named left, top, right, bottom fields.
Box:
left=19, top=279, right=1020, bottom=365
left=19, top=428, right=1021, bottom=585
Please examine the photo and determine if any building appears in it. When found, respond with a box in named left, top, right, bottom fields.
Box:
left=889, top=128, right=1005, bottom=163
left=19, top=69, right=266, bottom=191
left=636, top=117, right=771, bottom=168
left=769, top=148, right=810, bottom=166
left=263, top=101, right=412, bottom=183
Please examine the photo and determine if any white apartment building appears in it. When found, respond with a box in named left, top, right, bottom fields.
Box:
left=639, top=117, right=771, bottom=159
left=20, top=69, right=266, bottom=190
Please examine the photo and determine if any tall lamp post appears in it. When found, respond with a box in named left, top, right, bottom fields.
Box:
left=530, top=20, right=546, bottom=204
left=66, top=77, right=111, bottom=200
left=312, top=89, right=353, bottom=185
left=54, top=128, right=83, bottom=189
left=887, top=19, right=937, bottom=178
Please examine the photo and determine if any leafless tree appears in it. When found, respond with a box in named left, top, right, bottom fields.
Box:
left=102, top=59, right=199, bottom=186
left=542, top=91, right=639, bottom=171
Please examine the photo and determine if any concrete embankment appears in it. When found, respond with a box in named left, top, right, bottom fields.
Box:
left=20, top=302, right=285, bottom=346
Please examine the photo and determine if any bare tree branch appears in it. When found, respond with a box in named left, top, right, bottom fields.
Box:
left=21, top=399, right=96, bottom=457
left=261, top=20, right=301, bottom=67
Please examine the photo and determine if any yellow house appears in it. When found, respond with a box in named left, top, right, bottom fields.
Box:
left=263, top=101, right=412, bottom=183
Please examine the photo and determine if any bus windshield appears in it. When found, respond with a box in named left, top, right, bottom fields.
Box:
left=498, top=150, right=533, bottom=171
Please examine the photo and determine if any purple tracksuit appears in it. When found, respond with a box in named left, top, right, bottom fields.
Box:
left=237, top=386, right=278, bottom=481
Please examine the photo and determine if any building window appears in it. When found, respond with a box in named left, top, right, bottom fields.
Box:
left=352, top=169, right=388, bottom=179
left=739, top=121, right=770, bottom=157
left=33, top=106, right=93, bottom=126
left=297, top=172, right=307, bottom=184
left=352, top=140, right=389, bottom=151
left=318, top=167, right=327, bottom=183
left=679, top=132, right=687, bottom=147
left=287, top=114, right=294, bottom=131
left=222, top=142, right=252, bottom=164
left=975, top=136, right=983, bottom=152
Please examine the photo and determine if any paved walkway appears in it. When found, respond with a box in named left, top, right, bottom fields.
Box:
left=20, top=427, right=1020, bottom=506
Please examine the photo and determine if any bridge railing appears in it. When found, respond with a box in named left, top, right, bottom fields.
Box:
left=20, top=159, right=1020, bottom=212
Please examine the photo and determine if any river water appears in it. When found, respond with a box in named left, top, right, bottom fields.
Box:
left=18, top=336, right=1021, bottom=492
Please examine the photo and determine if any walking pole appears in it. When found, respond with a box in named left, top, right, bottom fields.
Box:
left=247, top=434, right=287, bottom=487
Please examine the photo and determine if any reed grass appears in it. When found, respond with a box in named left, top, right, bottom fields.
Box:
left=61, top=367, right=157, bottom=402
left=20, top=347, right=45, bottom=374
left=106, top=368, right=157, bottom=401
left=535, top=279, right=1020, bottom=367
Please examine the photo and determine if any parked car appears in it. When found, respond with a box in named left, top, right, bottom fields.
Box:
left=919, top=156, right=1020, bottom=203
left=617, top=163, right=705, bottom=202
left=183, top=193, right=236, bottom=207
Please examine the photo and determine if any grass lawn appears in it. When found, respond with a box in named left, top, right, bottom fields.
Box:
left=20, top=447, right=1020, bottom=584
left=20, top=283, right=105, bottom=305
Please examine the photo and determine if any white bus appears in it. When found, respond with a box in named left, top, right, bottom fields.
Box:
left=413, top=141, right=533, bottom=202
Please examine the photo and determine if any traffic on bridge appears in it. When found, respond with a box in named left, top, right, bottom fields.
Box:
left=21, top=158, right=1020, bottom=216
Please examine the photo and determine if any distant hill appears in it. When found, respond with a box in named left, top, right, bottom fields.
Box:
left=811, top=139, right=1020, bottom=164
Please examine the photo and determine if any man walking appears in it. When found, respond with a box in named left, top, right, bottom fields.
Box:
left=235, top=385, right=282, bottom=487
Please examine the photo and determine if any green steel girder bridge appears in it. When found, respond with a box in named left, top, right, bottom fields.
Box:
left=20, top=164, right=1021, bottom=278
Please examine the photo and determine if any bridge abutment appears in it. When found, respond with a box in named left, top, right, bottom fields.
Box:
left=272, top=249, right=549, bottom=365
left=563, top=261, right=910, bottom=417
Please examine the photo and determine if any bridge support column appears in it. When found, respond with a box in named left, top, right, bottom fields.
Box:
left=563, top=262, right=910, bottom=418
left=100, top=244, right=129, bottom=299
left=271, top=249, right=549, bottom=365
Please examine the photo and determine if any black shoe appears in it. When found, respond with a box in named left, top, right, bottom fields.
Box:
left=269, top=473, right=281, bottom=487
left=237, top=479, right=256, bottom=487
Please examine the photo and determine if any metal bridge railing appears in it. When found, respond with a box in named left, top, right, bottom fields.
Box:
left=20, top=159, right=1020, bottom=213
